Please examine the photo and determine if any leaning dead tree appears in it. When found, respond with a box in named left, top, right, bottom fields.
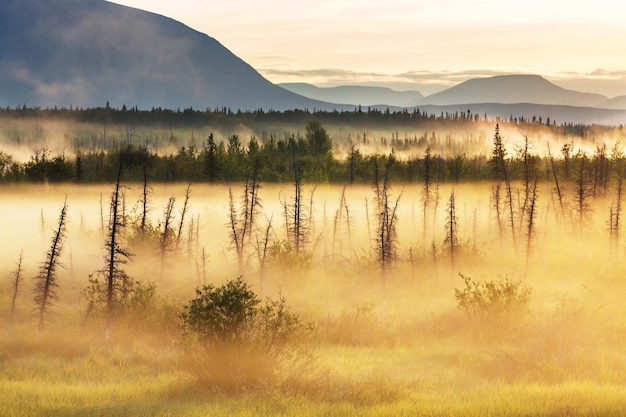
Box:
left=176, top=183, right=192, bottom=252
left=7, top=250, right=24, bottom=335
left=33, top=197, right=68, bottom=333
left=103, top=170, right=132, bottom=335
left=160, top=196, right=176, bottom=259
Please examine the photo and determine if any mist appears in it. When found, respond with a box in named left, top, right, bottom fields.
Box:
left=3, top=112, right=626, bottom=414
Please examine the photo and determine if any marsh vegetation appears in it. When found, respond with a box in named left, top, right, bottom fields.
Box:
left=2, top=115, right=626, bottom=415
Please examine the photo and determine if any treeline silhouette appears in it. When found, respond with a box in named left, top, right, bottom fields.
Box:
left=0, top=105, right=623, bottom=184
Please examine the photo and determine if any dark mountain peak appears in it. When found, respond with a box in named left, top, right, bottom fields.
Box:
left=0, top=0, right=336, bottom=110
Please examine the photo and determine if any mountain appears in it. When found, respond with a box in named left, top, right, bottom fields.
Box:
left=417, top=103, right=626, bottom=126
left=278, top=83, right=423, bottom=107
left=422, top=75, right=608, bottom=107
left=598, top=96, right=626, bottom=110
left=0, top=0, right=339, bottom=111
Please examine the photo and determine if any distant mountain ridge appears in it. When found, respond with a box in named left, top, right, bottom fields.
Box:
left=284, top=75, right=626, bottom=123
left=0, top=0, right=339, bottom=111
left=421, top=75, right=609, bottom=107
left=598, top=96, right=626, bottom=110
left=416, top=103, right=626, bottom=126
left=278, top=83, right=424, bottom=107
left=1, top=0, right=625, bottom=125
left=281, top=76, right=626, bottom=117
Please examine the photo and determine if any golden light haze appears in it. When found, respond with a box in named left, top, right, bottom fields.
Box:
left=109, top=0, right=626, bottom=96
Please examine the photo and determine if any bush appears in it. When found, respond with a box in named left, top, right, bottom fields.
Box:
left=81, top=276, right=173, bottom=339
left=179, top=276, right=310, bottom=391
left=268, top=240, right=312, bottom=270
left=454, top=273, right=532, bottom=339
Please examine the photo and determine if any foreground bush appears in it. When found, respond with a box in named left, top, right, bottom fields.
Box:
left=179, top=276, right=310, bottom=392
left=454, top=274, right=532, bottom=340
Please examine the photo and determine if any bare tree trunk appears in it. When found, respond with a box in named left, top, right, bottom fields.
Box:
left=547, top=143, right=564, bottom=223
left=176, top=183, right=192, bottom=252
left=525, top=179, right=538, bottom=277
left=160, top=197, right=176, bottom=259
left=7, top=250, right=24, bottom=335
left=140, top=161, right=150, bottom=234
left=34, top=197, right=68, bottom=333
left=444, top=190, right=458, bottom=270
left=102, top=167, right=133, bottom=337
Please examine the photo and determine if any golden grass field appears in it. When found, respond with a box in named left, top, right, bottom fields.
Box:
left=2, top=181, right=626, bottom=416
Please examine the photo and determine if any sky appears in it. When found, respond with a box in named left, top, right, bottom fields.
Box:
left=110, top=0, right=626, bottom=97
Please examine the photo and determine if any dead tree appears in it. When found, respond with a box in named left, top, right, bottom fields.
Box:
left=281, top=162, right=308, bottom=256
left=593, top=144, right=609, bottom=197
left=444, top=190, right=459, bottom=269
left=176, top=184, right=192, bottom=252
left=609, top=143, right=625, bottom=253
left=525, top=179, right=539, bottom=276
left=561, top=141, right=573, bottom=181
left=573, top=152, right=592, bottom=233
left=491, top=183, right=504, bottom=244
left=421, top=146, right=434, bottom=241
left=7, top=250, right=24, bottom=334
left=228, top=187, right=246, bottom=271
left=333, top=185, right=348, bottom=253
left=375, top=156, right=401, bottom=279
left=104, top=170, right=132, bottom=335
left=516, top=135, right=535, bottom=227
left=33, top=197, right=68, bottom=333
left=228, top=173, right=263, bottom=272
left=491, top=124, right=516, bottom=246
left=547, top=142, right=565, bottom=222
left=610, top=177, right=623, bottom=252
left=160, top=197, right=176, bottom=259
left=348, top=144, right=357, bottom=184
left=245, top=166, right=262, bottom=238
left=139, top=159, right=151, bottom=235
left=256, top=216, right=274, bottom=287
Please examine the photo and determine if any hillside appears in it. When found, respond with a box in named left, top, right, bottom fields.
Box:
left=598, top=96, right=626, bottom=110
left=418, top=102, right=626, bottom=125
left=0, top=0, right=338, bottom=111
left=422, top=75, right=608, bottom=107
left=279, top=83, right=424, bottom=107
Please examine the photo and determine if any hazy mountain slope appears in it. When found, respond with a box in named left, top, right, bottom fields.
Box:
left=0, top=0, right=338, bottom=110
left=597, top=96, right=626, bottom=110
left=418, top=103, right=626, bottom=126
left=279, top=83, right=424, bottom=107
left=422, top=75, right=608, bottom=107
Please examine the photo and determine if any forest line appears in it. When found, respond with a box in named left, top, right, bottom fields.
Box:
left=0, top=104, right=624, bottom=184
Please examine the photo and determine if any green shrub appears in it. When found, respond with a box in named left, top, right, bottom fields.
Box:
left=81, top=276, right=170, bottom=337
left=268, top=240, right=312, bottom=270
left=454, top=274, right=532, bottom=339
left=179, top=276, right=310, bottom=391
